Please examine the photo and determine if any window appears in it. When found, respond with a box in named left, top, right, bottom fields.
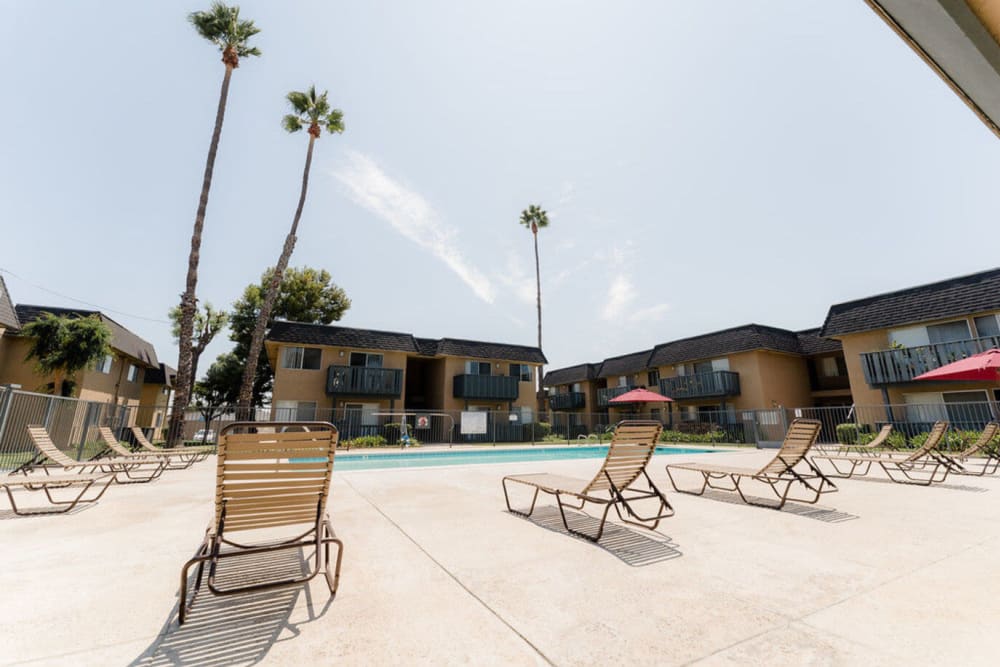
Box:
left=819, top=357, right=839, bottom=378
left=571, top=382, right=581, bottom=393
left=95, top=355, right=113, bottom=374
left=509, top=364, right=532, bottom=382
left=693, top=360, right=714, bottom=374
left=154, top=413, right=162, bottom=428
left=275, top=400, right=318, bottom=421
left=513, top=406, right=534, bottom=424
left=617, top=376, right=628, bottom=387
left=126, top=363, right=139, bottom=383
left=926, top=320, right=971, bottom=345
left=647, top=370, right=660, bottom=386
left=465, top=361, right=492, bottom=375
left=281, top=346, right=321, bottom=370
left=974, top=314, right=1000, bottom=338
left=349, top=352, right=383, bottom=368
left=344, top=402, right=379, bottom=425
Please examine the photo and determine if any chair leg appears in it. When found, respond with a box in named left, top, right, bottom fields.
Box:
left=502, top=478, right=540, bottom=517
left=555, top=491, right=611, bottom=542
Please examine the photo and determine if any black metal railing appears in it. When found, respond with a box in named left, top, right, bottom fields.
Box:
left=596, top=385, right=636, bottom=407
left=860, top=335, right=1000, bottom=386
left=452, top=374, right=519, bottom=401
left=549, top=392, right=586, bottom=410
left=326, top=365, right=403, bottom=397
left=659, top=371, right=740, bottom=400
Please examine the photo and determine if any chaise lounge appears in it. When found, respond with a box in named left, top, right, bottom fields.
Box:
left=25, top=425, right=168, bottom=484
left=2, top=470, right=114, bottom=515
left=502, top=420, right=674, bottom=542
left=665, top=418, right=836, bottom=509
left=179, top=422, right=344, bottom=624
left=130, top=426, right=212, bottom=466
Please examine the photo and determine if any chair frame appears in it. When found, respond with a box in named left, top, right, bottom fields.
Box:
left=129, top=426, right=210, bottom=467
left=502, top=420, right=674, bottom=542
left=179, top=422, right=344, bottom=625
left=2, top=472, right=114, bottom=515
left=666, top=419, right=837, bottom=509
left=23, top=425, right=167, bottom=484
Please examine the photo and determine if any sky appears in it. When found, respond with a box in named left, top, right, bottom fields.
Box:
left=2, top=0, right=999, bottom=377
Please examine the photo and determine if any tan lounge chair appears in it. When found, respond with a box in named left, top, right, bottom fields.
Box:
left=179, top=422, right=344, bottom=624
left=666, top=419, right=836, bottom=509
left=2, top=471, right=114, bottom=515
left=815, top=424, right=894, bottom=456
left=130, top=426, right=212, bottom=465
left=502, top=420, right=674, bottom=542
left=949, top=421, right=1000, bottom=476
left=96, top=427, right=196, bottom=470
left=26, top=425, right=167, bottom=484
left=810, top=421, right=957, bottom=485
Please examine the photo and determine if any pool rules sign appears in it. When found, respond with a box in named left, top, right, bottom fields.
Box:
left=460, top=411, right=488, bottom=435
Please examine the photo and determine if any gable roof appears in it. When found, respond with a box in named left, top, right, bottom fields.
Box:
left=143, top=363, right=176, bottom=387
left=649, top=324, right=803, bottom=367
left=0, top=276, right=18, bottom=330
left=14, top=305, right=158, bottom=367
left=543, top=362, right=600, bottom=386
left=267, top=321, right=546, bottom=364
left=597, top=350, right=653, bottom=378
left=795, top=328, right=843, bottom=356
left=821, top=267, right=1000, bottom=337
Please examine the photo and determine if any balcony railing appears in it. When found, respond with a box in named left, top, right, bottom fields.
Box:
left=596, top=385, right=636, bottom=407
left=326, top=365, right=403, bottom=397
left=860, top=335, right=1000, bottom=386
left=659, top=371, right=741, bottom=400
left=549, top=392, right=586, bottom=410
left=453, top=374, right=519, bottom=401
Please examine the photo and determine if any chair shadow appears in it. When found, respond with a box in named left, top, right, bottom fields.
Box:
left=0, top=503, right=94, bottom=520
left=130, top=548, right=333, bottom=666
left=512, top=505, right=682, bottom=566
left=693, top=489, right=860, bottom=523
left=834, top=476, right=990, bottom=493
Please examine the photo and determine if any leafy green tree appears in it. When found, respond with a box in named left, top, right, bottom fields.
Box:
left=236, top=87, right=345, bottom=411
left=519, top=204, right=550, bottom=385
left=22, top=313, right=112, bottom=397
left=171, top=1, right=261, bottom=445
left=228, top=266, right=350, bottom=405
left=191, top=352, right=242, bottom=439
left=169, top=302, right=228, bottom=399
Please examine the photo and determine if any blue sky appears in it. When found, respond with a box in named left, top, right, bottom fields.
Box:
left=2, top=0, right=999, bottom=375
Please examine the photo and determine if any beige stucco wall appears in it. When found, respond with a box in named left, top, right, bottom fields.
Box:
left=754, top=351, right=813, bottom=409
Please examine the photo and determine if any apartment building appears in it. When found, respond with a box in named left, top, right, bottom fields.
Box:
left=0, top=277, right=18, bottom=368
left=264, top=321, right=546, bottom=429
left=0, top=304, right=160, bottom=406
left=137, top=363, right=176, bottom=433
left=820, top=267, right=1000, bottom=422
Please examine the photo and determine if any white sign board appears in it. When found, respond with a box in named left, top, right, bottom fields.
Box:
left=460, top=411, right=488, bottom=435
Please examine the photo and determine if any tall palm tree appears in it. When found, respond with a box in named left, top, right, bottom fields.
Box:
left=519, top=204, right=550, bottom=389
left=236, top=87, right=344, bottom=411
left=169, top=2, right=260, bottom=445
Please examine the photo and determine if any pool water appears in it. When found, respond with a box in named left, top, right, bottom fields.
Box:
left=330, top=445, right=714, bottom=471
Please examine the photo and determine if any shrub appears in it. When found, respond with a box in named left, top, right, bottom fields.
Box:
left=859, top=430, right=907, bottom=449
left=835, top=423, right=862, bottom=445
left=346, top=434, right=387, bottom=448
left=526, top=421, right=552, bottom=440
left=659, top=429, right=721, bottom=444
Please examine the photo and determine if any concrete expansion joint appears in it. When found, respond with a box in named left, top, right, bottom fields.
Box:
left=339, top=477, right=558, bottom=666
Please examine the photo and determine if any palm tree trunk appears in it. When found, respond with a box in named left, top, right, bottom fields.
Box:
left=236, top=135, right=317, bottom=411
left=533, top=230, right=544, bottom=395
left=168, top=65, right=234, bottom=446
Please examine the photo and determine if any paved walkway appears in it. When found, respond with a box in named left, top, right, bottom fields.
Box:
left=2, top=448, right=998, bottom=665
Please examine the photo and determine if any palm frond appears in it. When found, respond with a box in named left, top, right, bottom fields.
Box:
left=188, top=2, right=260, bottom=58
left=282, top=114, right=304, bottom=133
left=324, top=109, right=345, bottom=134
left=519, top=204, right=549, bottom=229
left=286, top=90, right=312, bottom=116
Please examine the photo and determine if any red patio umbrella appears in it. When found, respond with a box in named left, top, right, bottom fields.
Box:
left=913, top=348, right=1000, bottom=382
left=609, top=387, right=674, bottom=404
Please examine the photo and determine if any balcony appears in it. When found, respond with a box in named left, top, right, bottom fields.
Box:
left=860, top=335, right=1000, bottom=386
left=549, top=392, right=586, bottom=410
left=453, top=374, right=519, bottom=401
left=659, top=371, right=741, bottom=400
left=597, top=385, right=636, bottom=408
left=326, top=365, right=403, bottom=397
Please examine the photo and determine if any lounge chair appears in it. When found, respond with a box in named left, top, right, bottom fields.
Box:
left=130, top=426, right=212, bottom=465
left=949, top=421, right=1000, bottom=476
left=810, top=421, right=957, bottom=485
left=179, top=422, right=344, bottom=624
left=2, top=471, right=114, bottom=515
left=502, top=420, right=674, bottom=542
left=25, top=425, right=167, bottom=484
left=96, top=426, right=196, bottom=471
left=666, top=419, right=836, bottom=509
left=815, top=424, right=894, bottom=456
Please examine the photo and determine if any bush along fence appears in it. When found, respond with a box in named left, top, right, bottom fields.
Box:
left=2, top=384, right=998, bottom=470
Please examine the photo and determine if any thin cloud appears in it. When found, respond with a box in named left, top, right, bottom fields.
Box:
left=628, top=303, right=671, bottom=323
left=601, top=274, right=636, bottom=321
left=496, top=251, right=536, bottom=306
left=334, top=151, right=495, bottom=303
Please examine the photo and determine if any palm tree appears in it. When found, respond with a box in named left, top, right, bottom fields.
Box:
left=519, top=204, right=550, bottom=389
left=236, top=87, right=345, bottom=411
left=169, top=2, right=260, bottom=445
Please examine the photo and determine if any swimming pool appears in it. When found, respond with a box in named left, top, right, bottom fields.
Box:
left=332, top=445, right=714, bottom=471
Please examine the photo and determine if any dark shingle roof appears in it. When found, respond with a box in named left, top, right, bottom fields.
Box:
left=14, top=305, right=158, bottom=367
left=143, top=363, right=176, bottom=387
left=0, top=276, right=18, bottom=330
left=597, top=350, right=653, bottom=378
left=543, top=363, right=600, bottom=386
left=796, top=328, right=842, bottom=356
left=821, top=267, right=1000, bottom=337
left=649, top=324, right=802, bottom=367
left=267, top=322, right=546, bottom=364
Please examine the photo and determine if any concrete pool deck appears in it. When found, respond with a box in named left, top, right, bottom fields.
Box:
left=2, top=447, right=999, bottom=665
